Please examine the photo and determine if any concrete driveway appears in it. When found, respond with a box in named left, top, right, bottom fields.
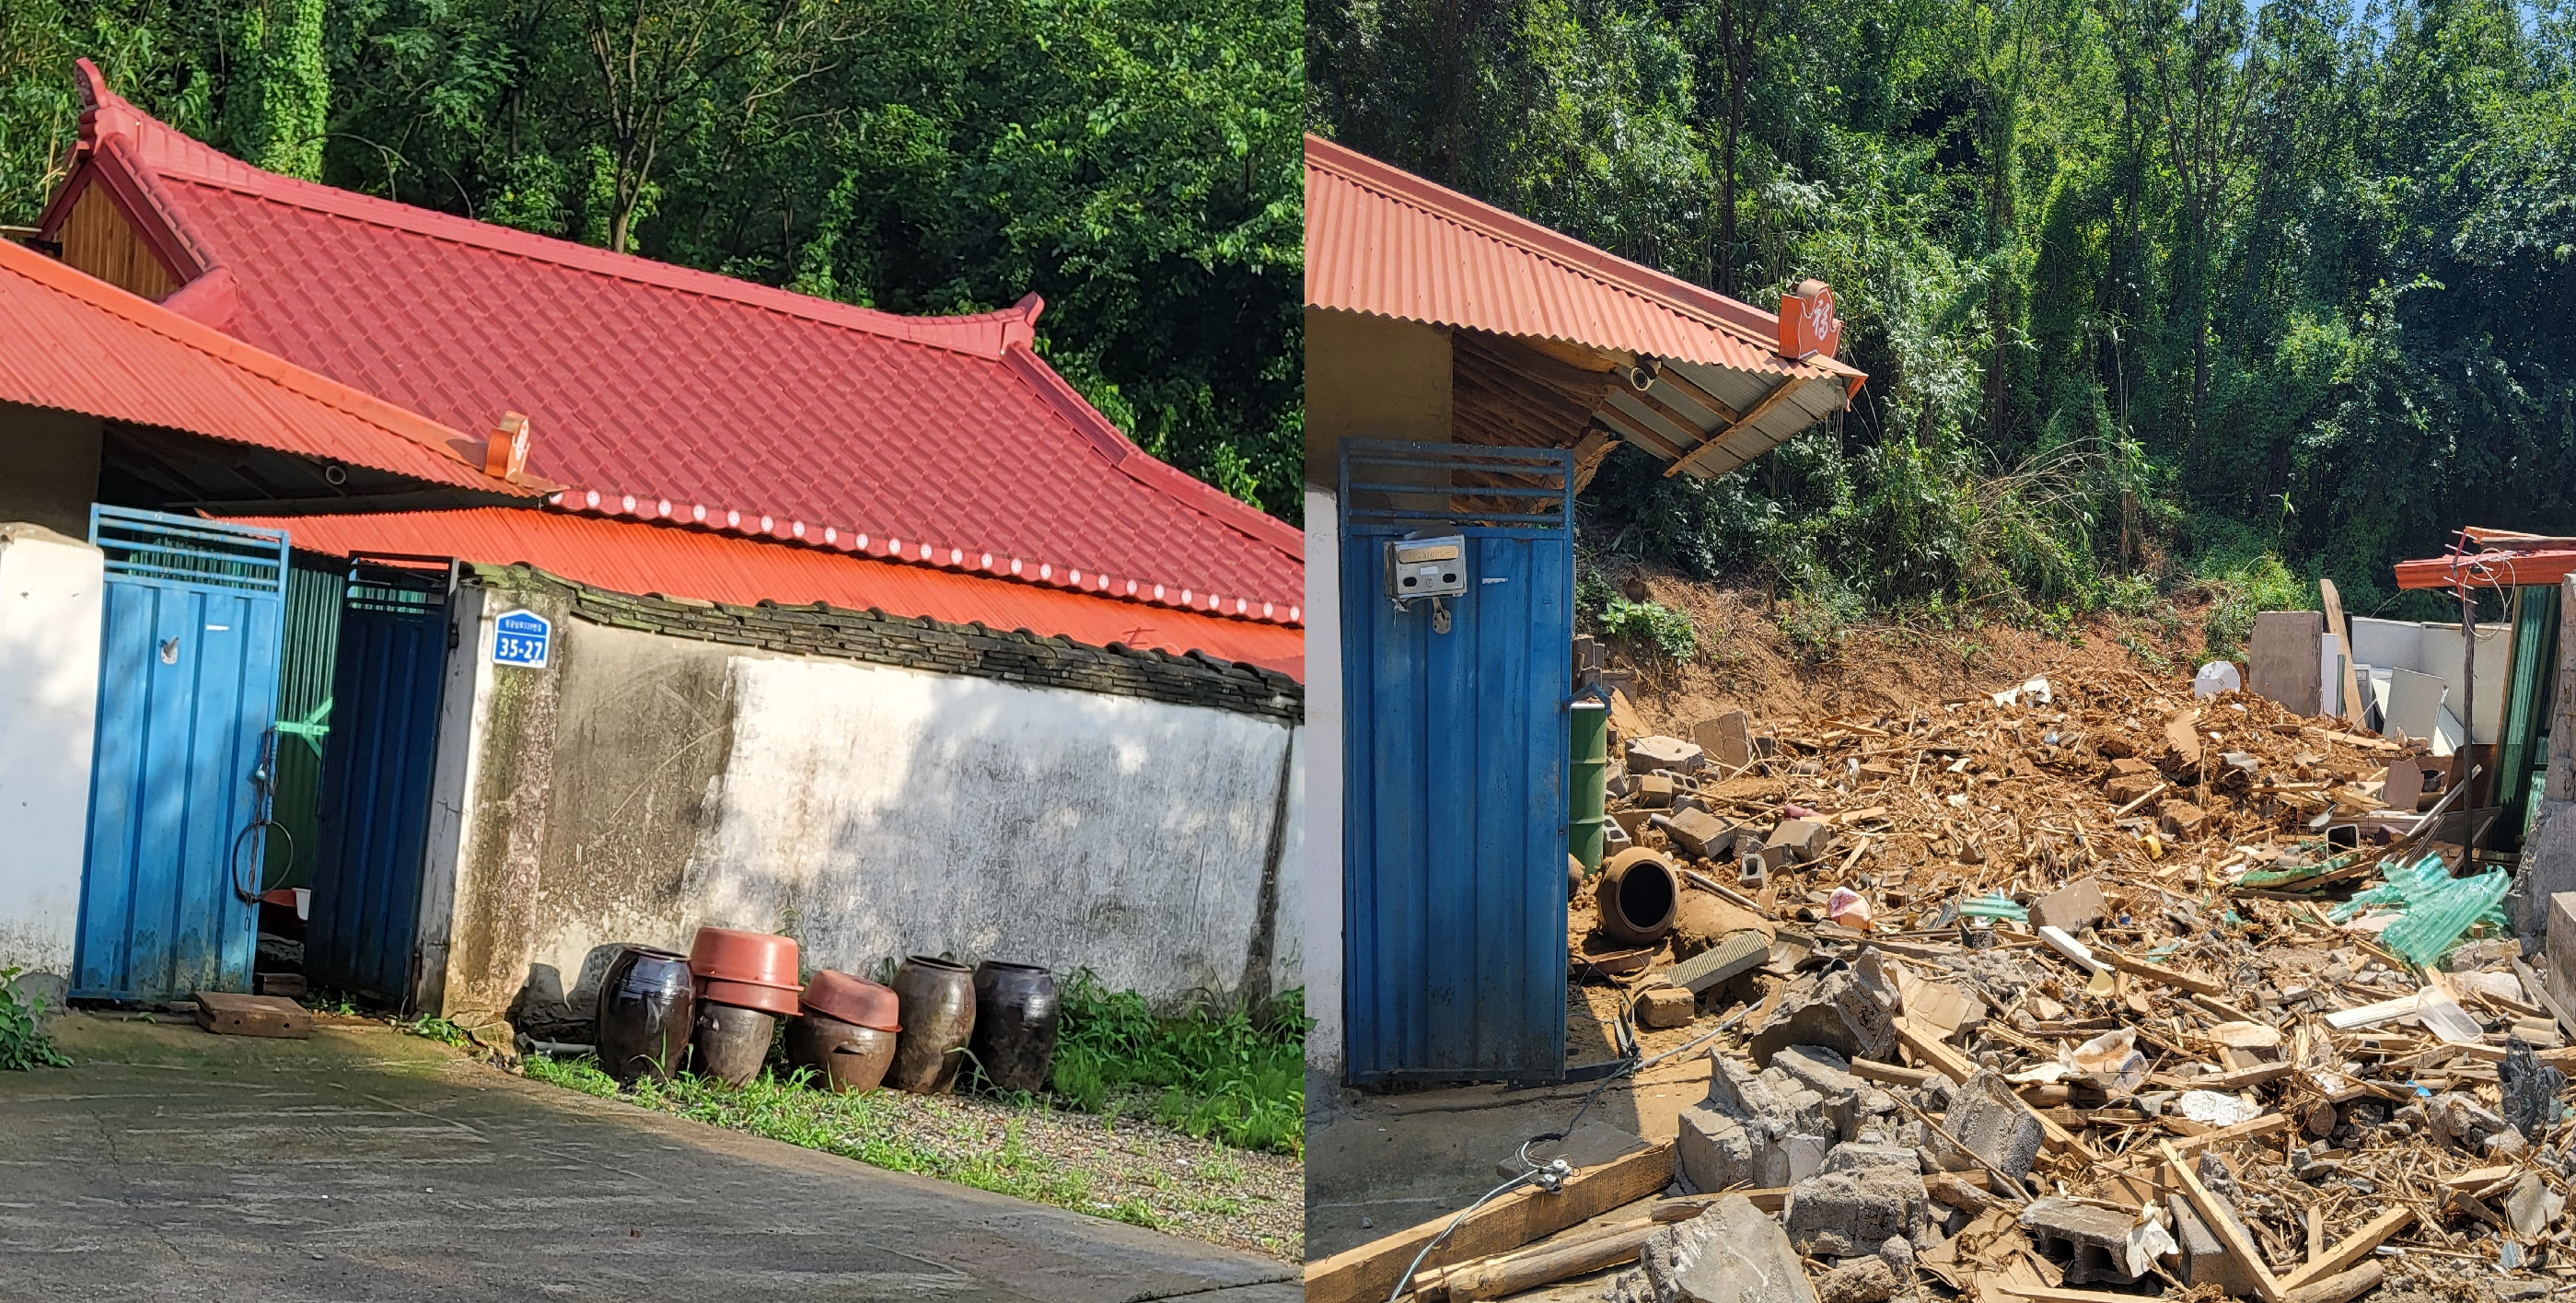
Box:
left=0, top=1013, right=1298, bottom=1302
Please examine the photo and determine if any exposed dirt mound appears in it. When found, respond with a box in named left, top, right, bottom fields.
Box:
left=1595, top=565, right=2217, bottom=730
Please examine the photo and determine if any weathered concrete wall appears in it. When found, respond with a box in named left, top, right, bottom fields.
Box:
left=0, top=525, right=103, bottom=1002
left=1305, top=308, right=1451, bottom=488
left=424, top=574, right=1304, bottom=1029
left=0, top=404, right=101, bottom=539
left=1304, top=485, right=1345, bottom=1080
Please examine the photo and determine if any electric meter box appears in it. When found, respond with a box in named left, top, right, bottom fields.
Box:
left=1386, top=536, right=1468, bottom=601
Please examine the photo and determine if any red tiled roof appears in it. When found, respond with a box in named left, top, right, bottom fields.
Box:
left=46, top=61, right=1301, bottom=627
left=0, top=233, right=538, bottom=496
left=1305, top=134, right=1862, bottom=384
left=227, top=508, right=1301, bottom=677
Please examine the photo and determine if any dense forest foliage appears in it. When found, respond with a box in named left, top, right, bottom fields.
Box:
left=1314, top=0, right=2576, bottom=640
left=0, top=0, right=1304, bottom=519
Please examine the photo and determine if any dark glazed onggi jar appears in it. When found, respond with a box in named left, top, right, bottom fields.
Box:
left=596, top=946, right=694, bottom=1086
left=969, top=961, right=1059, bottom=1095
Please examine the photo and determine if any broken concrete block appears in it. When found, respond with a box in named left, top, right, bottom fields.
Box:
left=1925, top=1172, right=1990, bottom=1213
left=1637, top=774, right=1676, bottom=808
left=1764, top=819, right=1833, bottom=866
left=1812, top=1257, right=1901, bottom=1303
left=1937, top=1070, right=2043, bottom=1185
left=1677, top=1107, right=1762, bottom=1195
left=1655, top=807, right=1738, bottom=860
left=1628, top=1194, right=1819, bottom=1303
left=1662, top=930, right=1770, bottom=995
left=1696, top=710, right=1755, bottom=774
left=1638, top=984, right=1697, bottom=1029
left=1772, top=1043, right=1866, bottom=1101
left=1781, top=1164, right=1930, bottom=1257
left=2508, top=1170, right=2566, bottom=1235
left=2158, top=800, right=2210, bottom=837
left=1627, top=735, right=1704, bottom=774
left=2104, top=773, right=2162, bottom=805
left=2166, top=1193, right=2266, bottom=1298
left=1748, top=966, right=1896, bottom=1067
left=2032, top=876, right=2106, bottom=933
left=2021, top=1196, right=2146, bottom=1285
left=1820, top=1141, right=1920, bottom=1176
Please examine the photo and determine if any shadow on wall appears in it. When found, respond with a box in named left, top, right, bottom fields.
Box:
left=696, top=654, right=1298, bottom=1009
left=472, top=620, right=1303, bottom=1030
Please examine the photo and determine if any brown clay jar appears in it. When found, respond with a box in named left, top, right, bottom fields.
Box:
left=786, top=1015, right=898, bottom=1094
left=884, top=956, right=975, bottom=1094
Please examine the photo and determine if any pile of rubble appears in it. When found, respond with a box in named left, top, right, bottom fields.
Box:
left=1387, top=668, right=2576, bottom=1303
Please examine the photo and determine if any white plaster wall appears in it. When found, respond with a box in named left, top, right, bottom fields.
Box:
left=0, top=524, right=102, bottom=999
left=1304, top=485, right=1344, bottom=1076
left=687, top=655, right=1298, bottom=1004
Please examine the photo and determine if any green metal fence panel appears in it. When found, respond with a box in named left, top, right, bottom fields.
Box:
left=266, top=551, right=345, bottom=889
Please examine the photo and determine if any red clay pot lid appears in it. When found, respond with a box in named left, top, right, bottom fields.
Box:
left=802, top=969, right=901, bottom=1031
left=689, top=925, right=801, bottom=987
left=699, top=976, right=803, bottom=1018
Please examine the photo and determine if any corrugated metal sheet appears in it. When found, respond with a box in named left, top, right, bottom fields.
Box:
left=0, top=236, right=530, bottom=494
left=45, top=64, right=1302, bottom=620
left=75, top=507, right=287, bottom=1000
left=304, top=565, right=449, bottom=1005
left=263, top=552, right=344, bottom=889
left=1339, top=443, right=1572, bottom=1082
left=222, top=508, right=1305, bottom=679
left=1306, top=134, right=1862, bottom=387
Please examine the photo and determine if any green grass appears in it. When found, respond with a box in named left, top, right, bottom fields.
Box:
left=1042, top=974, right=1307, bottom=1155
left=400, top=1017, right=471, bottom=1048
left=523, top=1056, right=1101, bottom=1208
left=0, top=967, right=68, bottom=1071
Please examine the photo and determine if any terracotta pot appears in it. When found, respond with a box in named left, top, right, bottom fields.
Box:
left=884, top=956, right=975, bottom=1094
left=969, top=961, right=1059, bottom=1095
left=801, top=969, right=900, bottom=1031
left=700, top=976, right=802, bottom=1018
left=1595, top=847, right=1678, bottom=945
left=691, top=1002, right=775, bottom=1087
left=596, top=946, right=694, bottom=1086
left=787, top=1014, right=895, bottom=1093
left=689, top=926, right=801, bottom=988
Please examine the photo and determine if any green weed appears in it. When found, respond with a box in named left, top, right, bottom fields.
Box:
left=1046, top=973, right=1307, bottom=1155
left=0, top=967, right=68, bottom=1071
left=1598, top=596, right=1698, bottom=660
left=401, top=1017, right=471, bottom=1048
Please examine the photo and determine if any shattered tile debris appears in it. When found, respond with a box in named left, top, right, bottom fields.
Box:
left=1322, top=667, right=2576, bottom=1303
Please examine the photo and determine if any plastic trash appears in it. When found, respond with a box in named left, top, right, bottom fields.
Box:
left=2177, top=1090, right=2260, bottom=1126
left=2193, top=661, right=2242, bottom=697
left=1959, top=893, right=2029, bottom=922
left=2063, top=1028, right=2148, bottom=1094
left=1992, top=676, right=2053, bottom=707
left=1825, top=887, right=1873, bottom=931
left=2336, top=853, right=2512, bottom=967
left=2122, top=1204, right=2178, bottom=1278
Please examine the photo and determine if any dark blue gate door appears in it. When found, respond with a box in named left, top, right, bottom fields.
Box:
left=75, top=507, right=290, bottom=1000
left=1340, top=441, right=1573, bottom=1083
left=304, top=561, right=452, bottom=1006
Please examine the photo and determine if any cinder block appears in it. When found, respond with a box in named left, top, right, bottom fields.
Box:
left=1638, top=984, right=1697, bottom=1029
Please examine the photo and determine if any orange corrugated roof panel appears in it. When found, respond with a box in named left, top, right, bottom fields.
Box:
left=1305, top=134, right=1861, bottom=385
left=0, top=235, right=532, bottom=495
left=226, top=508, right=1303, bottom=679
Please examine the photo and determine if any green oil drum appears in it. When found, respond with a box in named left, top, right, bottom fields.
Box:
left=1570, top=700, right=1608, bottom=872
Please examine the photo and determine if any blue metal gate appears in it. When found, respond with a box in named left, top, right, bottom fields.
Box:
left=1340, top=441, right=1574, bottom=1083
left=304, top=559, right=454, bottom=1006
left=74, top=507, right=290, bottom=1000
